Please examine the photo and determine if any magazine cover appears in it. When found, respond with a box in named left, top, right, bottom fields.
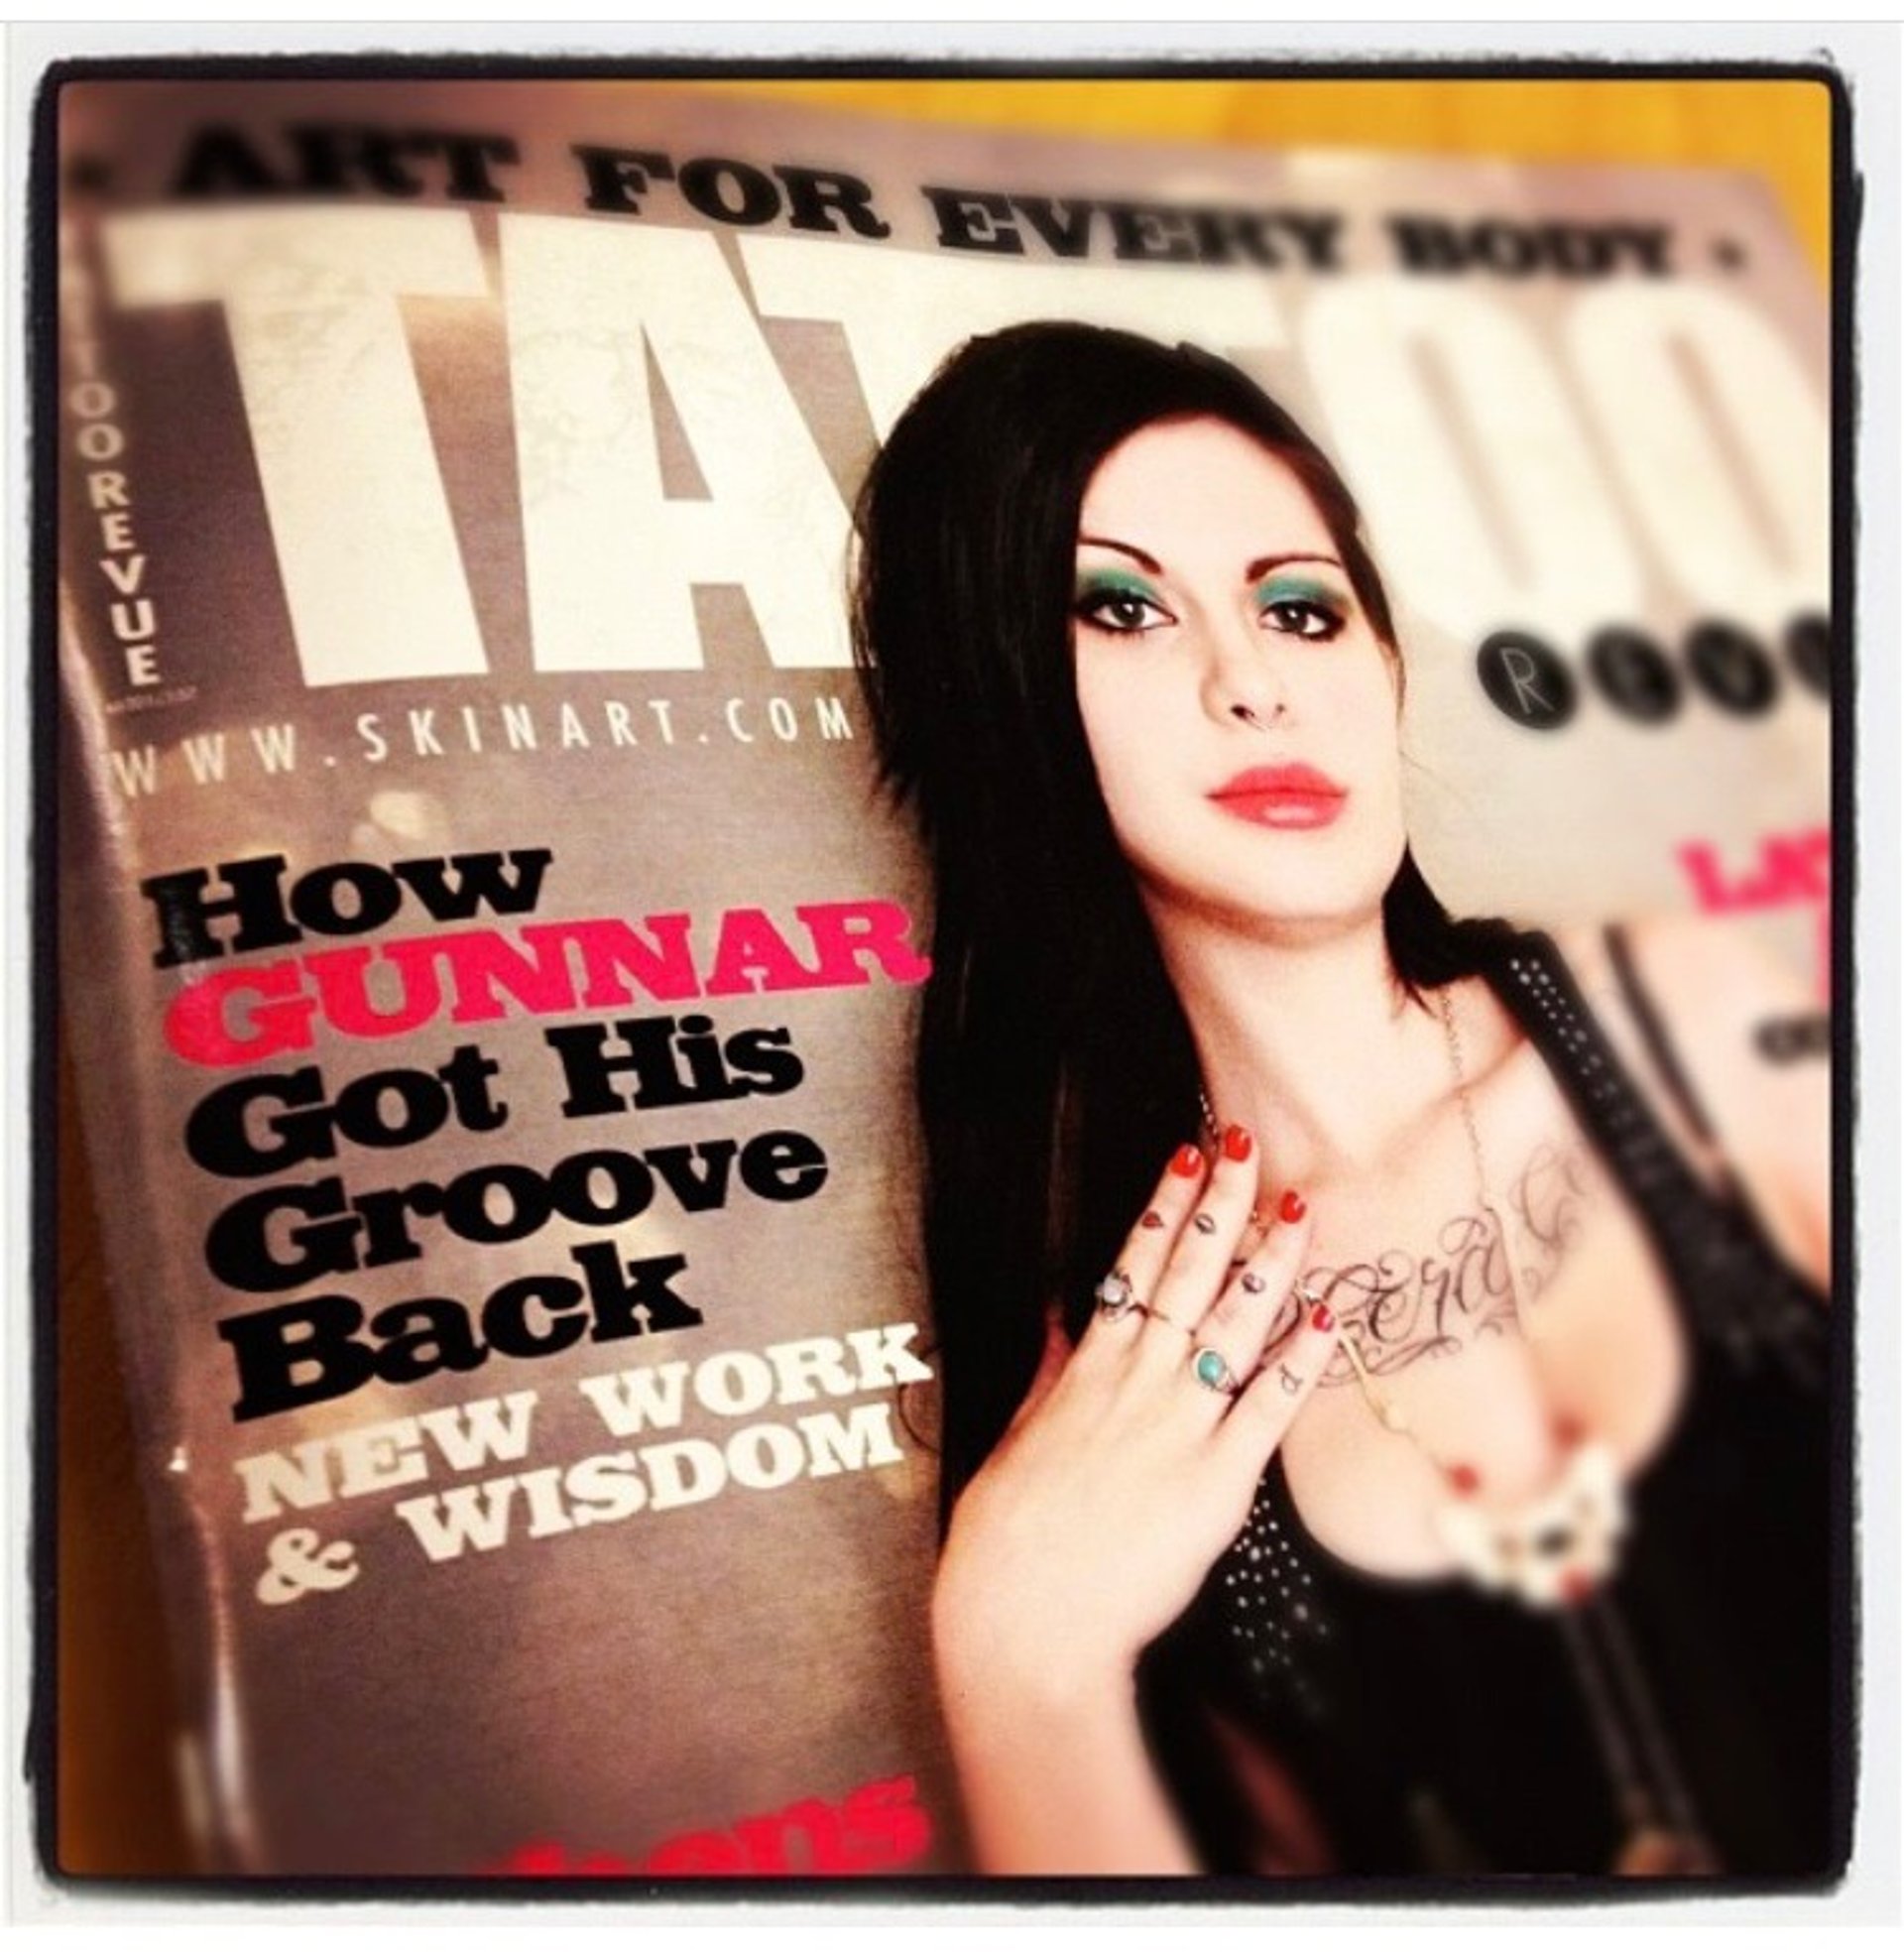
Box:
left=44, top=70, right=1841, bottom=1884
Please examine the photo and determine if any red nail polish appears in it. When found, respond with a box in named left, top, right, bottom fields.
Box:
left=1446, top=1463, right=1480, bottom=1497
left=1278, top=1189, right=1306, bottom=1224
left=1223, top=1124, right=1252, bottom=1161
left=1170, top=1144, right=1203, bottom=1177
left=1309, top=1301, right=1334, bottom=1332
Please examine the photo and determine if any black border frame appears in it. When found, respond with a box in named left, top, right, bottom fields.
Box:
left=24, top=50, right=1861, bottom=1907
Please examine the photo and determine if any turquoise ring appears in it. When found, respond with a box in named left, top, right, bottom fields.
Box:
left=1191, top=1345, right=1242, bottom=1396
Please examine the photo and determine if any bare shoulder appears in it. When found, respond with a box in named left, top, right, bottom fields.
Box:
left=1551, top=915, right=1830, bottom=1289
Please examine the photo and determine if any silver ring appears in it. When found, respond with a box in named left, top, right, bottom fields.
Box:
left=1292, top=1279, right=1325, bottom=1309
left=1191, top=1345, right=1243, bottom=1396
left=1278, top=1364, right=1304, bottom=1397
left=1094, top=1271, right=1145, bottom=1321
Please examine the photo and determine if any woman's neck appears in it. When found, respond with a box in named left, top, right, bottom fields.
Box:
left=1155, top=908, right=1454, bottom=1191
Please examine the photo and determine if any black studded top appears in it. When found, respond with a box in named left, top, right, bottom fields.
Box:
left=1165, top=930, right=1834, bottom=1878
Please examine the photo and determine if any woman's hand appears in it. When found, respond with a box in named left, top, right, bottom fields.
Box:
left=934, top=1125, right=1338, bottom=1704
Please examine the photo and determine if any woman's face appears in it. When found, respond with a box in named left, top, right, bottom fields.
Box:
left=1073, top=416, right=1407, bottom=942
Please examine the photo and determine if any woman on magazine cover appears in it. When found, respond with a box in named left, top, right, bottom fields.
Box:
left=851, top=324, right=1833, bottom=1878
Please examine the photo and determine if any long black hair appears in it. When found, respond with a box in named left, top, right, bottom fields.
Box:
left=852, top=322, right=1503, bottom=1515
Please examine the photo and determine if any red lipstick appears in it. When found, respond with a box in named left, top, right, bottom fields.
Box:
left=1210, top=764, right=1347, bottom=830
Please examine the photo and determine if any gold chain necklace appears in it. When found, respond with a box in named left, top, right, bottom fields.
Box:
left=1199, top=985, right=1629, bottom=1611
left=1203, top=979, right=1719, bottom=1870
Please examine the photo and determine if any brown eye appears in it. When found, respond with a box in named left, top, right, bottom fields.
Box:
left=1075, top=586, right=1172, bottom=635
left=1263, top=598, right=1345, bottom=642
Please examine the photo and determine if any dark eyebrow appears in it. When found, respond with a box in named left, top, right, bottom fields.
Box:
left=1247, top=552, right=1346, bottom=582
left=1077, top=535, right=1161, bottom=573
left=1078, top=539, right=1348, bottom=584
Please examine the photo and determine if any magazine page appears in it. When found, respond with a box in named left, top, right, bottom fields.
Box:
left=49, top=72, right=1835, bottom=1881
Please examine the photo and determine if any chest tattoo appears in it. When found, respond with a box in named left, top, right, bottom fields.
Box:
left=1295, top=1143, right=1592, bottom=1381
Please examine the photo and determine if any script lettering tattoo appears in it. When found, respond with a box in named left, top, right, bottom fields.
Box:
left=1298, top=1144, right=1591, bottom=1383
left=1514, top=1142, right=1589, bottom=1291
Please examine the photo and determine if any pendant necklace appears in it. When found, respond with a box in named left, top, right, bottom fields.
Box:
left=1201, top=985, right=1629, bottom=1610
left=1201, top=980, right=1719, bottom=1872
left=1357, top=987, right=1629, bottom=1610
